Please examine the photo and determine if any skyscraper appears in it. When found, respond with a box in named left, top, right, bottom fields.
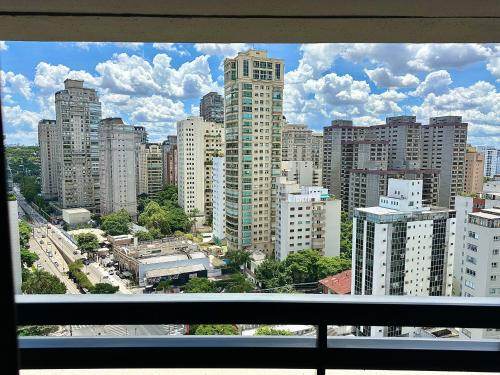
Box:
left=224, top=49, right=284, bottom=254
left=55, top=79, right=101, bottom=211
left=38, top=119, right=58, bottom=200
left=282, top=124, right=313, bottom=162
left=352, top=179, right=456, bottom=337
left=477, top=146, right=500, bottom=178
left=200, top=92, right=224, bottom=124
left=162, top=135, right=178, bottom=186
left=137, top=143, right=163, bottom=195
left=464, top=145, right=484, bottom=194
left=212, top=156, right=226, bottom=240
left=99, top=118, right=137, bottom=218
left=177, top=116, right=224, bottom=222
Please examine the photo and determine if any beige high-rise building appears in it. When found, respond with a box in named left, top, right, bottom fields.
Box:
left=282, top=124, right=313, bottom=162
left=55, top=79, right=101, bottom=211
left=162, top=135, right=178, bottom=186
left=224, top=49, right=284, bottom=253
left=38, top=119, right=58, bottom=200
left=177, top=116, right=224, bottom=222
left=137, top=143, right=163, bottom=195
left=312, top=132, right=323, bottom=169
left=464, top=145, right=484, bottom=194
left=99, top=118, right=137, bottom=218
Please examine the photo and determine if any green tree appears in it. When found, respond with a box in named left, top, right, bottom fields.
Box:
left=68, top=261, right=94, bottom=291
left=139, top=201, right=171, bottom=235
left=183, top=277, right=216, bottom=293
left=137, top=193, right=151, bottom=214
left=136, top=230, right=154, bottom=241
left=74, top=233, right=100, bottom=258
left=22, top=269, right=67, bottom=294
left=225, top=250, right=253, bottom=271
left=194, top=324, right=238, bottom=335
left=255, top=326, right=292, bottom=336
left=19, top=176, right=40, bottom=202
left=21, top=249, right=39, bottom=267
left=284, top=249, right=322, bottom=284
left=101, top=209, right=131, bottom=235
left=340, top=212, right=353, bottom=259
left=91, top=283, right=119, bottom=294
left=18, top=220, right=32, bottom=249
left=17, top=325, right=58, bottom=336
left=316, top=256, right=352, bottom=279
left=221, top=272, right=254, bottom=293
left=155, top=279, right=173, bottom=293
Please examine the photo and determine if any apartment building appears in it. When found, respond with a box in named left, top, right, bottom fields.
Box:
left=454, top=183, right=500, bottom=295
left=137, top=143, right=163, bottom=195
left=200, top=92, right=224, bottom=124
left=162, top=135, right=178, bottom=186
left=275, top=177, right=340, bottom=260
left=459, top=205, right=500, bottom=340
left=312, top=132, right=323, bottom=169
left=323, top=116, right=466, bottom=214
left=477, top=146, right=500, bottom=178
left=55, top=79, right=102, bottom=211
left=224, top=49, right=284, bottom=253
left=352, top=179, right=456, bottom=337
left=98, top=118, right=137, bottom=218
left=281, top=160, right=322, bottom=187
left=464, top=145, right=484, bottom=194
left=212, top=156, right=226, bottom=240
left=38, top=119, right=58, bottom=200
left=282, top=124, right=313, bottom=161
left=177, top=116, right=224, bottom=222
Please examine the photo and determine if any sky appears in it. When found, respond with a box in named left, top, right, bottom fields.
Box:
left=0, top=42, right=499, bottom=146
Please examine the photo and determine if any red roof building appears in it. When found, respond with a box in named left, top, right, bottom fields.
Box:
left=319, top=270, right=352, bottom=295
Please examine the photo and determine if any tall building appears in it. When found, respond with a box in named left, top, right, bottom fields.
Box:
left=55, top=79, right=101, bottom=211
left=464, top=145, right=484, bottom=194
left=133, top=126, right=148, bottom=195
left=177, top=116, right=224, bottom=222
left=323, top=116, right=467, bottom=214
left=477, top=146, right=500, bottom=178
left=311, top=132, right=323, bottom=169
left=224, top=49, right=284, bottom=254
left=98, top=118, right=137, bottom=218
left=454, top=183, right=500, bottom=295
left=352, top=179, right=456, bottom=337
left=137, top=143, right=163, bottom=195
left=8, top=199, right=22, bottom=294
left=275, top=177, right=340, bottom=260
left=281, top=160, right=322, bottom=187
left=282, top=124, right=313, bottom=162
left=212, top=156, right=226, bottom=240
left=162, top=135, right=178, bottom=186
left=200, top=92, right=224, bottom=124
left=458, top=206, right=500, bottom=340
left=38, top=119, right=58, bottom=200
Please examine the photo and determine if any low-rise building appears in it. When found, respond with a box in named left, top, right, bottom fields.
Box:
left=62, top=208, right=91, bottom=226
left=319, top=270, right=352, bottom=295
left=275, top=177, right=341, bottom=260
left=114, top=237, right=213, bottom=287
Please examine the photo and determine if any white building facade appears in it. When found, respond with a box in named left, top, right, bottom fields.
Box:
left=99, top=118, right=137, bottom=218
left=281, top=160, right=322, bottom=187
left=275, top=177, right=341, bottom=260
left=38, top=119, right=58, bottom=200
left=212, top=156, right=226, bottom=240
left=352, top=179, right=456, bottom=337
left=477, top=146, right=500, bottom=178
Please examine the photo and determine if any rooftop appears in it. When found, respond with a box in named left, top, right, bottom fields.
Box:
left=319, top=270, right=352, bottom=295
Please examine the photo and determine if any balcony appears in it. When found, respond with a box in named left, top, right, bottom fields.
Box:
left=15, top=294, right=500, bottom=373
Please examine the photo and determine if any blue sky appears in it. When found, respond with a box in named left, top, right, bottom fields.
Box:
left=1, top=42, right=499, bottom=146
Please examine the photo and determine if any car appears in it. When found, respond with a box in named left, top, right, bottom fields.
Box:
left=109, top=271, right=115, bottom=275
left=39, top=240, right=44, bottom=244
left=102, top=275, right=109, bottom=279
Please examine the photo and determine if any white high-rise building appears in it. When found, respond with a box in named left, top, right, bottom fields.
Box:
left=275, top=177, right=341, bottom=260
left=281, top=160, right=322, bottom=187
left=137, top=143, right=163, bottom=195
left=38, top=119, right=58, bottom=200
left=212, top=156, right=226, bottom=240
left=458, top=205, right=500, bottom=340
left=352, top=179, right=456, bottom=337
left=99, top=118, right=137, bottom=218
left=177, top=116, right=224, bottom=222
left=224, top=49, right=284, bottom=254
left=477, top=146, right=500, bottom=178
left=55, top=79, right=101, bottom=211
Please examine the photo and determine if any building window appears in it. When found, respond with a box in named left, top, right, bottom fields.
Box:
left=243, top=60, right=249, bottom=77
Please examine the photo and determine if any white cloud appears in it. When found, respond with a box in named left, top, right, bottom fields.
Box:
left=113, top=42, right=144, bottom=50
left=2, top=105, right=40, bottom=129
left=411, top=70, right=452, bottom=97
left=486, top=46, right=500, bottom=81
left=73, top=42, right=143, bottom=50
left=73, top=42, right=107, bottom=50
left=190, top=104, right=200, bottom=116
left=34, top=62, right=100, bottom=91
left=298, top=44, right=345, bottom=75
left=4, top=130, right=38, bottom=145
left=364, top=67, right=419, bottom=88
left=193, top=43, right=249, bottom=57
left=152, top=43, right=189, bottom=56
left=0, top=70, right=33, bottom=99
left=0, top=41, right=8, bottom=51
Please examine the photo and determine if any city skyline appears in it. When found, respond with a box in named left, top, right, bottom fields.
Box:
left=1, top=42, right=499, bottom=146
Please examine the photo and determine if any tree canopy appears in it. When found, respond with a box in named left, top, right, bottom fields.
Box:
left=138, top=201, right=191, bottom=238
left=183, top=277, right=216, bottom=293
left=136, top=230, right=154, bottom=241
left=22, top=269, right=67, bottom=294
left=220, top=272, right=254, bottom=293
left=225, top=250, right=253, bottom=271
left=74, top=233, right=100, bottom=256
left=194, top=325, right=238, bottom=335
left=101, top=209, right=131, bottom=236
left=91, top=283, right=119, bottom=294
left=340, top=211, right=353, bottom=260
left=255, top=326, right=293, bottom=336
left=255, top=249, right=351, bottom=290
